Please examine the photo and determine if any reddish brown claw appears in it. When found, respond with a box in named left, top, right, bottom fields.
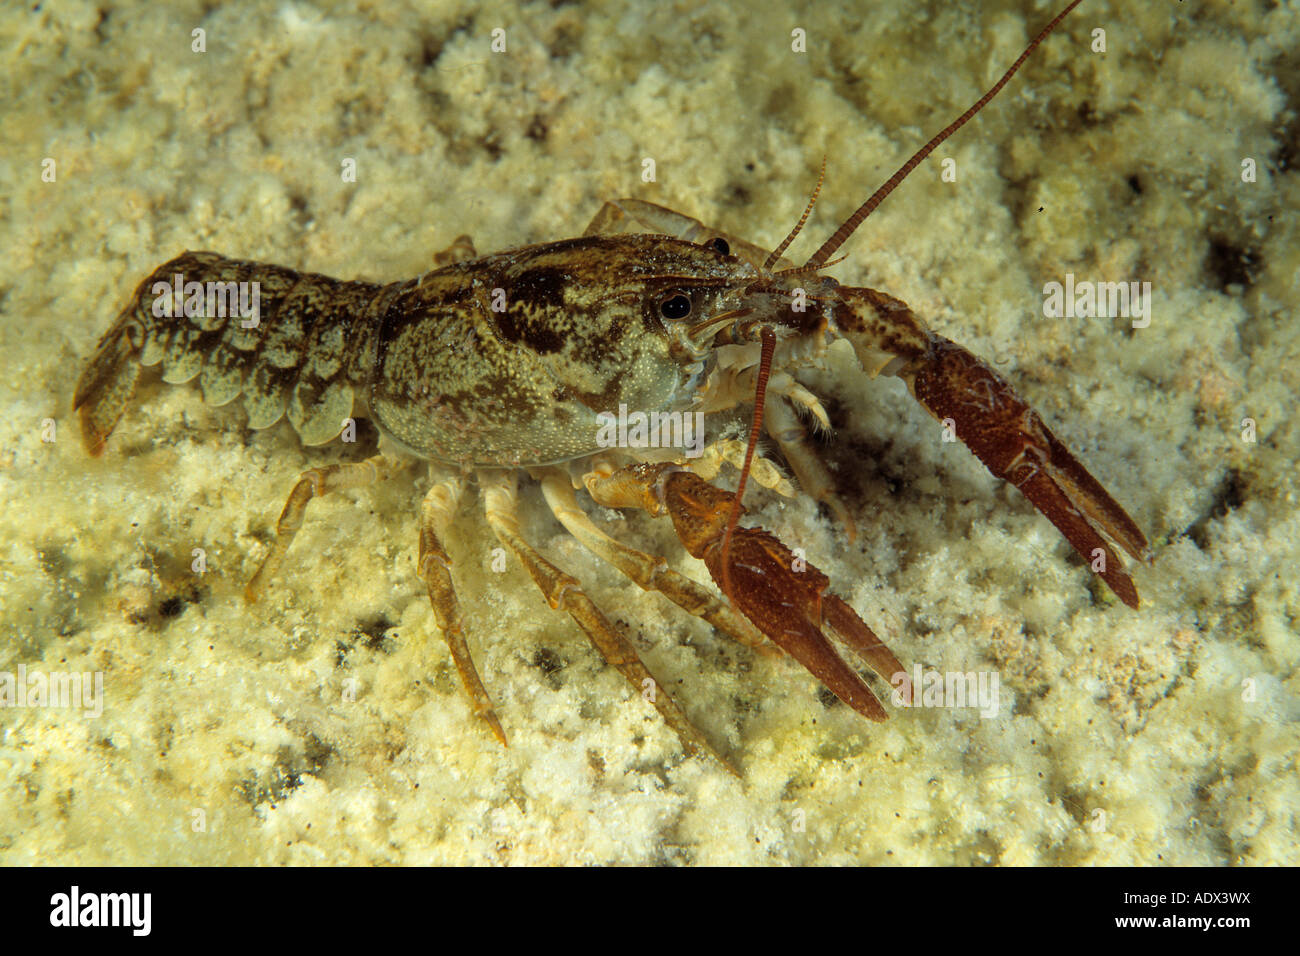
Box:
left=909, top=335, right=1150, bottom=608
left=658, top=468, right=903, bottom=721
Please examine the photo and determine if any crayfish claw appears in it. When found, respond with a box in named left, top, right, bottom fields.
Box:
left=909, top=335, right=1149, bottom=608
left=656, top=470, right=901, bottom=721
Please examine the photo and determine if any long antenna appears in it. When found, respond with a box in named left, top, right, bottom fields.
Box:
left=719, top=325, right=777, bottom=606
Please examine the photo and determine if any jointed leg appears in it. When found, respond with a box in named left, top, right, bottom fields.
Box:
left=419, top=471, right=506, bottom=746
left=538, top=468, right=768, bottom=648
left=480, top=469, right=733, bottom=771
left=245, top=456, right=394, bottom=601
left=582, top=199, right=784, bottom=271
left=763, top=397, right=857, bottom=542
left=432, top=234, right=477, bottom=266
left=684, top=439, right=794, bottom=497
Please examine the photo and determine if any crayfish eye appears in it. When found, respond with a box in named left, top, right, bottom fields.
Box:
left=659, top=293, right=692, bottom=320
left=706, top=236, right=730, bottom=256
